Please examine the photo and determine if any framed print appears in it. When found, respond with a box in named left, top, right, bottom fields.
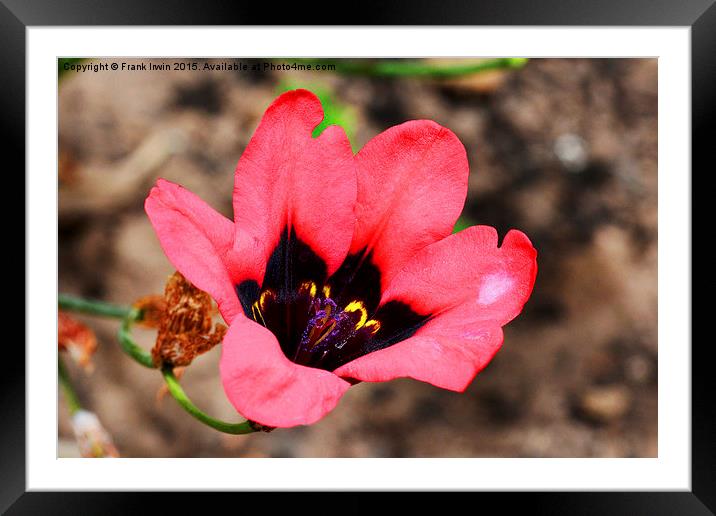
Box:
left=7, top=0, right=709, bottom=513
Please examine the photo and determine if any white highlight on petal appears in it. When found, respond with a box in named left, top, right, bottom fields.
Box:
left=461, top=330, right=489, bottom=341
left=477, top=272, right=514, bottom=305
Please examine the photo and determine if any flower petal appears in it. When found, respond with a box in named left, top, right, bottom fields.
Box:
left=232, top=89, right=357, bottom=289
left=351, top=120, right=469, bottom=288
left=334, top=226, right=537, bottom=391
left=335, top=327, right=505, bottom=392
left=220, top=316, right=351, bottom=428
left=145, top=178, right=242, bottom=323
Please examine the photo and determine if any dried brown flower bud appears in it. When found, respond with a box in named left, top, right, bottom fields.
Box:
left=150, top=271, right=227, bottom=368
left=132, top=294, right=167, bottom=329
left=58, top=311, right=98, bottom=372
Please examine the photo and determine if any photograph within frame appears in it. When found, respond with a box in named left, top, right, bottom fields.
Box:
left=26, top=24, right=688, bottom=488
left=55, top=55, right=658, bottom=460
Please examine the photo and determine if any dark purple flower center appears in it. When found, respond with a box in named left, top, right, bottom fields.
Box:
left=236, top=228, right=429, bottom=371
left=250, top=281, right=382, bottom=369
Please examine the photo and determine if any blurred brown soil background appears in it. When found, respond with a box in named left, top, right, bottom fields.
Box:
left=58, top=58, right=657, bottom=457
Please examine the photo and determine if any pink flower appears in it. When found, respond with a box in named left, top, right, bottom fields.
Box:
left=146, top=89, right=537, bottom=428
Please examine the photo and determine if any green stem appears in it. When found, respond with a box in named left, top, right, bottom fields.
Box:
left=58, top=293, right=258, bottom=435
left=58, top=357, right=82, bottom=415
left=117, top=309, right=156, bottom=369
left=295, top=57, right=528, bottom=78
left=161, top=367, right=256, bottom=435
left=59, top=293, right=133, bottom=319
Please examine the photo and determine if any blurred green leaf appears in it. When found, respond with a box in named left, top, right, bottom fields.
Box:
left=294, top=58, right=529, bottom=78
left=452, top=216, right=476, bottom=234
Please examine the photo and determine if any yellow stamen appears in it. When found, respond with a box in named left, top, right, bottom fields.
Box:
left=259, top=289, right=274, bottom=311
left=252, top=301, right=267, bottom=327
left=344, top=300, right=368, bottom=330
left=363, top=319, right=381, bottom=334
left=299, top=281, right=317, bottom=298
left=322, top=285, right=331, bottom=298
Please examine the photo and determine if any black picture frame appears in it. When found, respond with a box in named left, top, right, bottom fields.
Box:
left=6, top=1, right=707, bottom=513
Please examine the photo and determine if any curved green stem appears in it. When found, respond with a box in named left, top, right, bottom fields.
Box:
left=59, top=293, right=133, bottom=319
left=117, top=309, right=156, bottom=369
left=161, top=367, right=256, bottom=435
left=59, top=293, right=258, bottom=435
left=58, top=357, right=82, bottom=415
left=295, top=57, right=528, bottom=78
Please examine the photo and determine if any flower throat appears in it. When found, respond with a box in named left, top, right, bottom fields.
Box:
left=235, top=228, right=429, bottom=371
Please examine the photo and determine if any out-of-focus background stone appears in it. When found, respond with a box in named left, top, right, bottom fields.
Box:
left=58, top=58, right=657, bottom=458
